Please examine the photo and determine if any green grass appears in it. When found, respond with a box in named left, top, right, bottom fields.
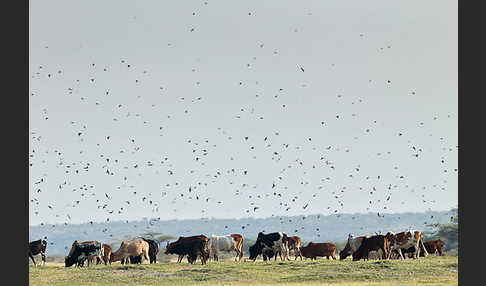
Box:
left=29, top=256, right=457, bottom=286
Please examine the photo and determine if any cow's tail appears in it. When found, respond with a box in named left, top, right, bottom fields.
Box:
left=383, top=237, right=388, bottom=259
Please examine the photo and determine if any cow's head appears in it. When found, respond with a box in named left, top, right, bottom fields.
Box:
left=164, top=241, right=171, bottom=255
left=257, top=232, right=264, bottom=240
left=413, top=231, right=421, bottom=243
left=65, top=255, right=75, bottom=267
left=339, top=242, right=352, bottom=260
left=248, top=242, right=263, bottom=261
left=300, top=246, right=310, bottom=258
left=385, top=232, right=395, bottom=244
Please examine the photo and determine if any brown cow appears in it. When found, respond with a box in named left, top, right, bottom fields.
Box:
left=422, top=239, right=445, bottom=256
left=301, top=242, right=336, bottom=260
left=68, top=240, right=103, bottom=267
left=168, top=235, right=209, bottom=263
left=231, top=234, right=244, bottom=261
left=287, top=236, right=303, bottom=260
left=352, top=235, right=388, bottom=261
left=110, top=240, right=149, bottom=263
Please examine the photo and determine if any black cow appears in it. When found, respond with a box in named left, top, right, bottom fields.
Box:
left=352, top=235, right=388, bottom=261
left=29, top=239, right=47, bottom=266
left=165, top=237, right=209, bottom=265
left=248, top=232, right=289, bottom=261
left=143, top=238, right=159, bottom=264
left=65, top=242, right=102, bottom=267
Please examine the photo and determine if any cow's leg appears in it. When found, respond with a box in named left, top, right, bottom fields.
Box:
left=382, top=246, right=388, bottom=260
left=29, top=253, right=36, bottom=266
left=284, top=245, right=290, bottom=261
left=420, top=240, right=428, bottom=257
left=41, top=253, right=46, bottom=266
left=397, top=249, right=404, bottom=260
left=413, top=245, right=419, bottom=259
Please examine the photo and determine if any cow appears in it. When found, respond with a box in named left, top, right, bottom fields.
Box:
left=123, top=236, right=159, bottom=265
left=395, top=239, right=445, bottom=258
left=65, top=242, right=102, bottom=267
left=300, top=242, right=337, bottom=260
left=385, top=231, right=428, bottom=259
left=129, top=237, right=159, bottom=264
left=165, top=236, right=209, bottom=265
left=209, top=234, right=244, bottom=261
left=96, top=244, right=111, bottom=265
left=110, top=240, right=150, bottom=264
left=264, top=236, right=302, bottom=261
left=339, top=234, right=371, bottom=260
left=166, top=235, right=210, bottom=263
left=352, top=235, right=388, bottom=261
left=68, top=240, right=104, bottom=267
left=29, top=239, right=47, bottom=266
left=248, top=232, right=289, bottom=261
left=422, top=239, right=446, bottom=256
left=287, top=236, right=303, bottom=261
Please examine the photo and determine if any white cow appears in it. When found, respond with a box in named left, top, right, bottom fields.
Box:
left=209, top=234, right=244, bottom=261
left=386, top=231, right=428, bottom=259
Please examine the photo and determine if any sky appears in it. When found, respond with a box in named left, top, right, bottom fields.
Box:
left=29, top=0, right=457, bottom=226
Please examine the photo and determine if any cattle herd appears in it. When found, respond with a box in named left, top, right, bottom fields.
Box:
left=28, top=230, right=446, bottom=268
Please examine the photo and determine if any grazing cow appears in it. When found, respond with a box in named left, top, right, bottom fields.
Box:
left=110, top=240, right=149, bottom=264
left=68, top=240, right=104, bottom=267
left=385, top=231, right=428, bottom=259
left=352, top=235, right=388, bottom=261
left=165, top=236, right=209, bottom=265
left=29, top=239, right=47, bottom=266
left=248, top=232, right=289, bottom=261
left=422, top=239, right=446, bottom=256
left=300, top=242, right=337, bottom=260
left=167, top=235, right=209, bottom=263
left=287, top=236, right=303, bottom=260
left=96, top=244, right=111, bottom=265
left=339, top=234, right=371, bottom=260
left=209, top=234, right=244, bottom=261
left=65, top=242, right=102, bottom=267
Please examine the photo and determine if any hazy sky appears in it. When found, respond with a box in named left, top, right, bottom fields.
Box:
left=29, top=0, right=457, bottom=226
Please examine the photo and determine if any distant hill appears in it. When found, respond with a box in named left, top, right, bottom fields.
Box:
left=30, top=210, right=454, bottom=255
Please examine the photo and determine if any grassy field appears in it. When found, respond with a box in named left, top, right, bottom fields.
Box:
left=29, top=256, right=457, bottom=286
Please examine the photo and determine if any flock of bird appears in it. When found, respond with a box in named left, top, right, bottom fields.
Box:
left=29, top=4, right=457, bottom=246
